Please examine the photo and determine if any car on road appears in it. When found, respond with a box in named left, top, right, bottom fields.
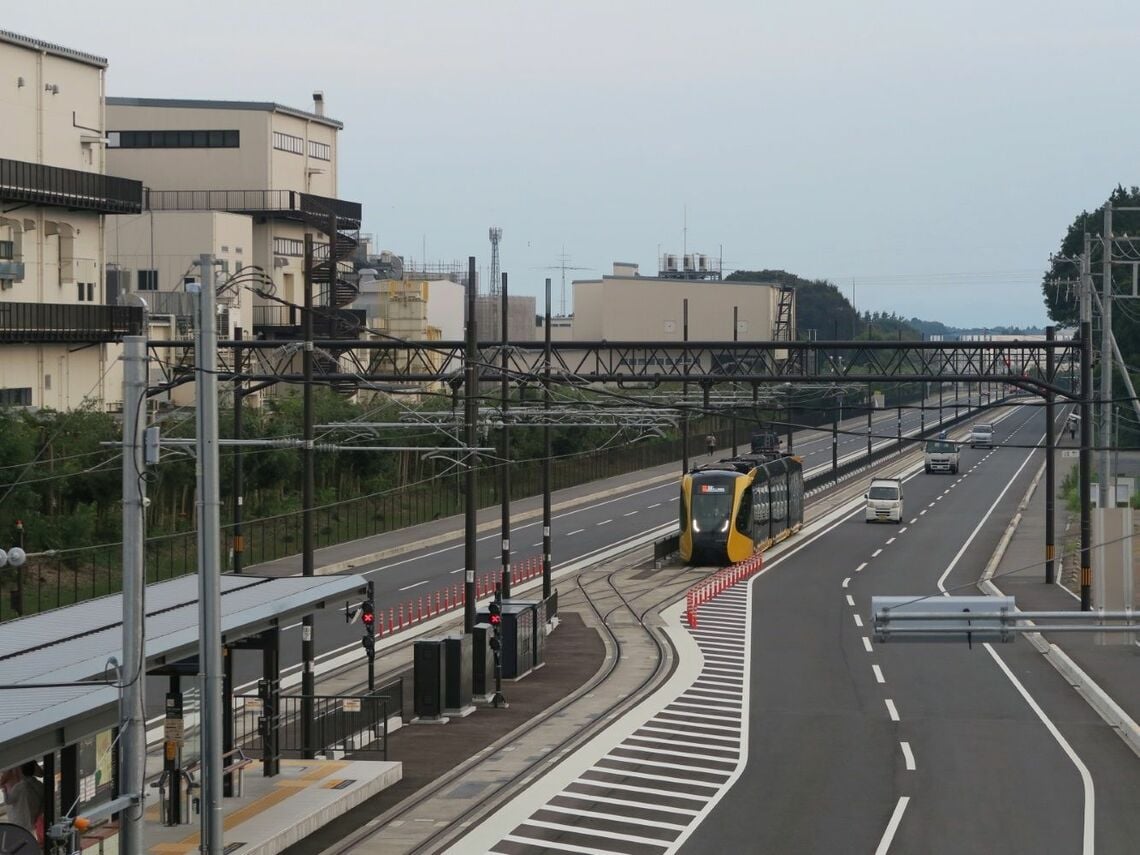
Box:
left=865, top=477, right=903, bottom=523
left=924, top=438, right=959, bottom=474
left=969, top=423, right=994, bottom=449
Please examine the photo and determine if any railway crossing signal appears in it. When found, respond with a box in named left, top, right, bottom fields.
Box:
left=489, top=586, right=507, bottom=708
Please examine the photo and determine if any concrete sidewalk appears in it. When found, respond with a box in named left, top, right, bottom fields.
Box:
left=985, top=448, right=1140, bottom=754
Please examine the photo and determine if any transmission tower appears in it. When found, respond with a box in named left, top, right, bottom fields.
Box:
left=489, top=226, right=503, bottom=296
left=534, top=247, right=589, bottom=315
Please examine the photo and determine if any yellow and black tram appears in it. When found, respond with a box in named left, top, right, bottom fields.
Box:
left=679, top=452, right=805, bottom=566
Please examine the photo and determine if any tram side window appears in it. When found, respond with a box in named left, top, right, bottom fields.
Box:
left=788, top=469, right=804, bottom=525
left=753, top=482, right=771, bottom=544
left=679, top=485, right=688, bottom=532
left=735, top=486, right=753, bottom=536
left=772, top=477, right=787, bottom=522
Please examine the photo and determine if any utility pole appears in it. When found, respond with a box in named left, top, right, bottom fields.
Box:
left=119, top=334, right=147, bottom=855
left=1045, top=325, right=1056, bottom=584
left=1080, top=234, right=1093, bottom=611
left=499, top=271, right=511, bottom=599
left=464, top=256, right=478, bottom=632
left=866, top=384, right=873, bottom=458
left=1100, top=206, right=1113, bottom=510
left=195, top=254, right=224, bottom=854
left=542, top=278, right=553, bottom=601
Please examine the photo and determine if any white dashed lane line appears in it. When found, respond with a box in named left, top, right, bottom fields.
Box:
left=872, top=549, right=883, bottom=557
left=873, top=664, right=885, bottom=684
left=597, top=519, right=613, bottom=526
left=623, top=511, right=638, bottom=517
left=648, top=503, right=662, bottom=508
left=898, top=527, right=908, bottom=533
left=842, top=577, right=851, bottom=588
left=863, top=636, right=873, bottom=653
left=846, top=595, right=855, bottom=607
left=901, top=741, right=916, bottom=770
left=855, top=562, right=867, bottom=573
left=567, top=528, right=584, bottom=536
left=909, top=518, right=918, bottom=524
left=853, top=614, right=864, bottom=627
left=886, top=538, right=896, bottom=545
left=885, top=699, right=900, bottom=721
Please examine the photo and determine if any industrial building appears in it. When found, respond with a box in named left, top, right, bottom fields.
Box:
left=570, top=260, right=794, bottom=342
left=0, top=29, right=145, bottom=410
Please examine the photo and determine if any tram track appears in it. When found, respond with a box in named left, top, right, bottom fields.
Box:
left=326, top=558, right=700, bottom=855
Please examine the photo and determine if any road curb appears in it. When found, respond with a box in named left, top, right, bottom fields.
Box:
left=979, top=458, right=1140, bottom=758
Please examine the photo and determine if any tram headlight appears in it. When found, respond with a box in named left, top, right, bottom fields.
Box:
left=719, top=519, right=730, bottom=533
left=692, top=519, right=701, bottom=533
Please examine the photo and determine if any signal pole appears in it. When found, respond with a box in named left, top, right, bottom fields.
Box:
left=1045, top=326, right=1056, bottom=584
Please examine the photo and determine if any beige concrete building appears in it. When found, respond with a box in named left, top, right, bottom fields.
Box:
left=0, top=30, right=144, bottom=410
left=105, top=95, right=361, bottom=338
left=571, top=262, right=793, bottom=342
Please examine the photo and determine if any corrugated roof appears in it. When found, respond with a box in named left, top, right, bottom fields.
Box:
left=106, top=97, right=344, bottom=130
left=0, top=573, right=367, bottom=769
left=0, top=29, right=108, bottom=68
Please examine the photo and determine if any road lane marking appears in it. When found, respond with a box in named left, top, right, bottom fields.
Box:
left=886, top=537, right=896, bottom=545
left=846, top=595, right=855, bottom=607
left=919, top=509, right=927, bottom=516
left=449, top=567, right=464, bottom=574
left=928, top=502, right=935, bottom=507
left=398, top=580, right=428, bottom=591
left=885, top=699, right=899, bottom=721
left=983, top=643, right=1095, bottom=853
left=648, top=503, right=662, bottom=508
left=597, top=519, right=613, bottom=526
left=862, top=636, right=873, bottom=653
left=872, top=549, right=882, bottom=557
left=567, top=528, right=585, bottom=536
left=855, top=562, right=867, bottom=573
left=874, top=796, right=910, bottom=855
left=842, top=577, right=851, bottom=588
left=623, top=511, right=638, bottom=516
left=853, top=614, right=863, bottom=627
left=909, top=518, right=918, bottom=524
left=900, top=741, right=915, bottom=770
left=873, top=664, right=885, bottom=684
left=898, top=527, right=908, bottom=533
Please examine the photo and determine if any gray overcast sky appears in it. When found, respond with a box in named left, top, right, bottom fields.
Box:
left=9, top=1, right=1140, bottom=327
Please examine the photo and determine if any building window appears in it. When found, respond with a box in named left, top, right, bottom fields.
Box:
left=0, top=387, right=32, bottom=407
left=44, top=375, right=51, bottom=391
left=87, top=283, right=95, bottom=302
left=273, top=131, right=304, bottom=155
left=273, top=237, right=304, bottom=257
left=138, top=270, right=158, bottom=291
left=77, top=282, right=85, bottom=301
left=0, top=240, right=12, bottom=259
left=308, top=140, right=331, bottom=161
left=109, top=129, right=240, bottom=148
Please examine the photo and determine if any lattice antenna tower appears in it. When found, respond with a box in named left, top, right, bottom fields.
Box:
left=489, top=226, right=503, bottom=296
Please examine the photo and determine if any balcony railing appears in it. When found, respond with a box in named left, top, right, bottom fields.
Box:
left=0, top=158, right=143, bottom=215
left=144, top=189, right=361, bottom=230
left=0, top=301, right=144, bottom=343
left=251, top=305, right=364, bottom=337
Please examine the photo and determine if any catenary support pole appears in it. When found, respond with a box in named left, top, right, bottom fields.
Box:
left=119, top=335, right=147, bottom=855
left=866, top=384, right=873, bottom=458
left=681, top=298, right=689, bottom=473
left=543, top=278, right=552, bottom=601
left=232, top=327, right=244, bottom=574
left=1100, top=206, right=1113, bottom=509
left=500, top=271, right=511, bottom=599
left=1080, top=234, right=1093, bottom=610
left=464, top=256, right=478, bottom=633
left=195, top=255, right=224, bottom=854
left=1045, top=326, right=1056, bottom=584
left=731, top=306, right=739, bottom=455
left=300, top=234, right=316, bottom=758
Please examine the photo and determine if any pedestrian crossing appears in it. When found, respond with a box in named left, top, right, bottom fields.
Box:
left=485, top=587, right=751, bottom=854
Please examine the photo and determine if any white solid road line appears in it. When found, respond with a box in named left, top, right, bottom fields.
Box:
left=885, top=699, right=900, bottom=721
left=874, top=796, right=910, bottom=855
left=900, top=741, right=915, bottom=770
left=983, top=643, right=1095, bottom=855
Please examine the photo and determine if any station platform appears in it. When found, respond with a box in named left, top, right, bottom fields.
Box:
left=138, top=759, right=401, bottom=855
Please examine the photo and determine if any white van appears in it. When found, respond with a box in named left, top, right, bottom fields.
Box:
left=924, top=438, right=959, bottom=474
left=970, top=423, right=994, bottom=449
left=865, top=477, right=903, bottom=523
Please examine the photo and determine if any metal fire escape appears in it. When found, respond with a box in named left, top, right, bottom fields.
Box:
left=772, top=285, right=795, bottom=342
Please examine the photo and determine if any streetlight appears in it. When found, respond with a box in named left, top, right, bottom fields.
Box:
left=0, top=543, right=28, bottom=615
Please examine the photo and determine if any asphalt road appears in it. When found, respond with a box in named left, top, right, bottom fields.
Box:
left=145, top=393, right=977, bottom=716
left=678, top=403, right=1140, bottom=855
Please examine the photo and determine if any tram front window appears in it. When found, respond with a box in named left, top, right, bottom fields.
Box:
left=692, top=485, right=734, bottom=533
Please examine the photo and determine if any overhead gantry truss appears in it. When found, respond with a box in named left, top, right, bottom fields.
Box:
left=147, top=338, right=1081, bottom=400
